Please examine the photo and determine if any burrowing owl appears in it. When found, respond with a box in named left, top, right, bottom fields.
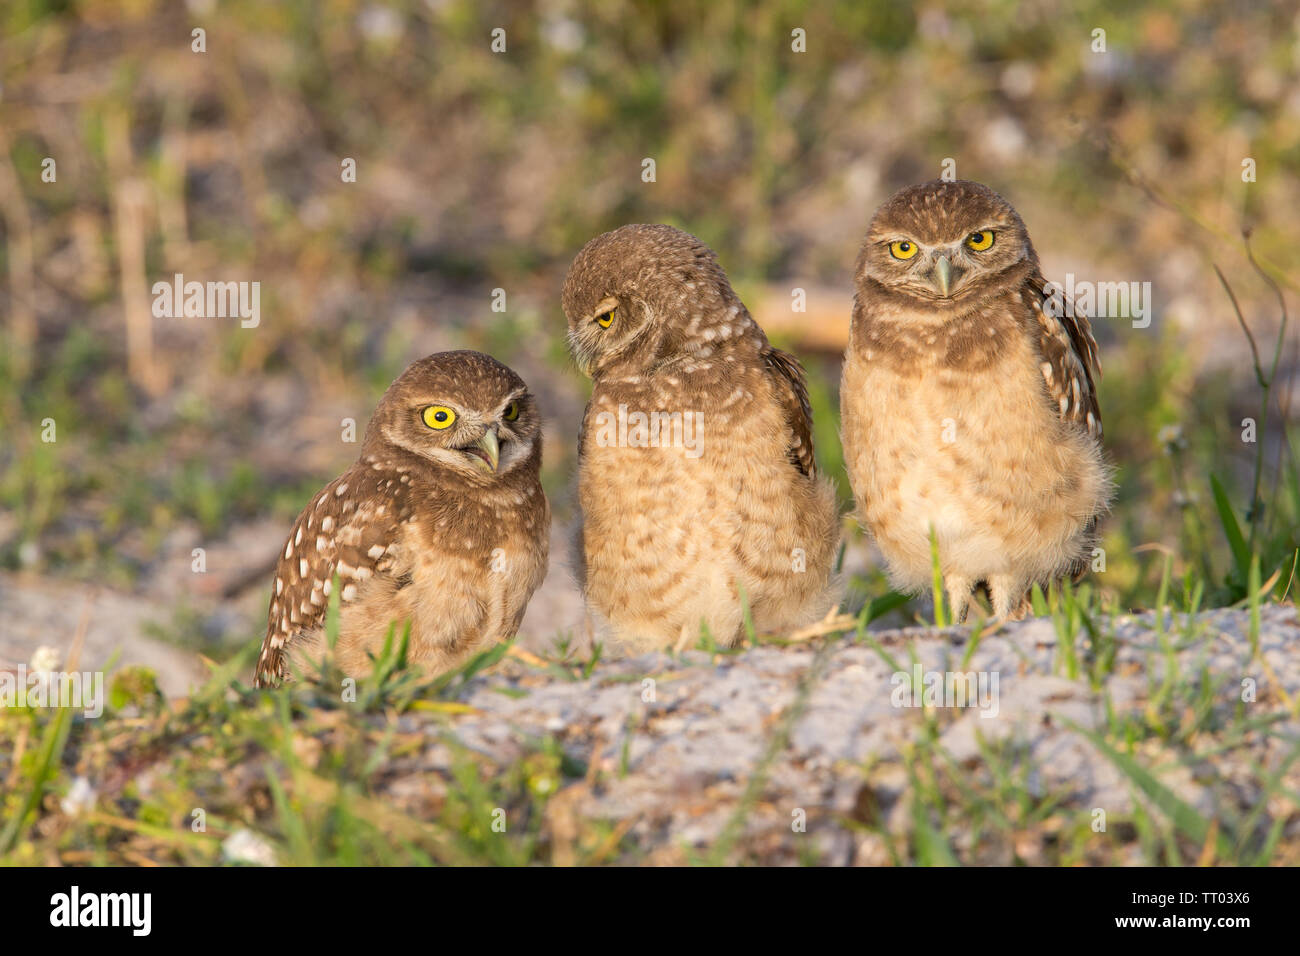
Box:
left=255, top=351, right=549, bottom=687
left=562, top=224, right=840, bottom=649
left=841, top=180, right=1111, bottom=621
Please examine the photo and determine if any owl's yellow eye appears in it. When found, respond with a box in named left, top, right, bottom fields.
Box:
left=889, top=240, right=919, bottom=260
left=966, top=230, right=994, bottom=251
left=422, top=405, right=456, bottom=430
left=503, top=401, right=520, bottom=422
left=596, top=307, right=616, bottom=329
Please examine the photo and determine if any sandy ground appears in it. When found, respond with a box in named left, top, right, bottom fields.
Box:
left=380, top=604, right=1300, bottom=863
left=5, top=549, right=1296, bottom=863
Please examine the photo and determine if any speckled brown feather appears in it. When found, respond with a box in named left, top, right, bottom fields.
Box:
left=256, top=351, right=549, bottom=687
left=1026, top=267, right=1103, bottom=440
left=256, top=466, right=413, bottom=686
left=762, top=346, right=818, bottom=477
left=563, top=224, right=841, bottom=648
left=841, top=181, right=1112, bottom=620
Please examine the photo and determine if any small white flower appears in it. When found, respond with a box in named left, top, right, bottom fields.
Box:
left=358, top=5, right=403, bottom=42
left=1157, top=424, right=1185, bottom=450
left=28, top=645, right=60, bottom=675
left=541, top=16, right=584, bottom=53
left=222, top=828, right=277, bottom=866
left=17, top=541, right=40, bottom=567
left=61, top=776, right=96, bottom=816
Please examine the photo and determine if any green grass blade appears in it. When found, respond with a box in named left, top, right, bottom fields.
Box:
left=1210, top=473, right=1251, bottom=585
left=1067, top=719, right=1234, bottom=860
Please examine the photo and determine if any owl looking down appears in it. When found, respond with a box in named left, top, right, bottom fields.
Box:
left=563, top=224, right=840, bottom=650
left=255, top=350, right=549, bottom=687
left=840, top=180, right=1112, bottom=621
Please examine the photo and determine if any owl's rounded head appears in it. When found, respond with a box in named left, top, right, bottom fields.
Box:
left=365, top=350, right=541, bottom=482
left=562, top=224, right=745, bottom=376
left=857, top=180, right=1037, bottom=307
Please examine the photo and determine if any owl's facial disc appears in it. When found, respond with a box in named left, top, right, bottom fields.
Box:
left=386, top=390, right=536, bottom=480
left=452, top=391, right=536, bottom=477
left=568, top=295, right=625, bottom=377
left=879, top=227, right=1008, bottom=300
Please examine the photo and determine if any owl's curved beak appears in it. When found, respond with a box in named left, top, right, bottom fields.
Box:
left=932, top=255, right=954, bottom=298
left=466, top=429, right=501, bottom=473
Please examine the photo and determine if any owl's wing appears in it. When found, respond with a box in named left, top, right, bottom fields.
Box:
left=1026, top=269, right=1103, bottom=441
left=256, top=465, right=413, bottom=687
left=576, top=398, right=591, bottom=461
left=762, top=345, right=818, bottom=477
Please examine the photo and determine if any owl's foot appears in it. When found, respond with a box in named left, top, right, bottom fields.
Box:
left=1004, top=595, right=1033, bottom=621
left=672, top=621, right=694, bottom=654
left=988, top=574, right=1032, bottom=621
left=944, top=576, right=972, bottom=625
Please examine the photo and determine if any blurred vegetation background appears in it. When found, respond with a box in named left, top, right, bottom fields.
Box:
left=0, top=0, right=1298, bottom=661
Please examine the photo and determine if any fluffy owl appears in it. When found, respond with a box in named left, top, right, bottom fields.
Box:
left=841, top=180, right=1112, bottom=621
left=562, top=224, right=840, bottom=650
left=255, top=350, right=549, bottom=687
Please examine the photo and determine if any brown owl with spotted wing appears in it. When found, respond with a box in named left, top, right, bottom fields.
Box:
left=255, top=351, right=549, bottom=687
left=841, top=180, right=1112, bottom=621
left=563, top=224, right=840, bottom=650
